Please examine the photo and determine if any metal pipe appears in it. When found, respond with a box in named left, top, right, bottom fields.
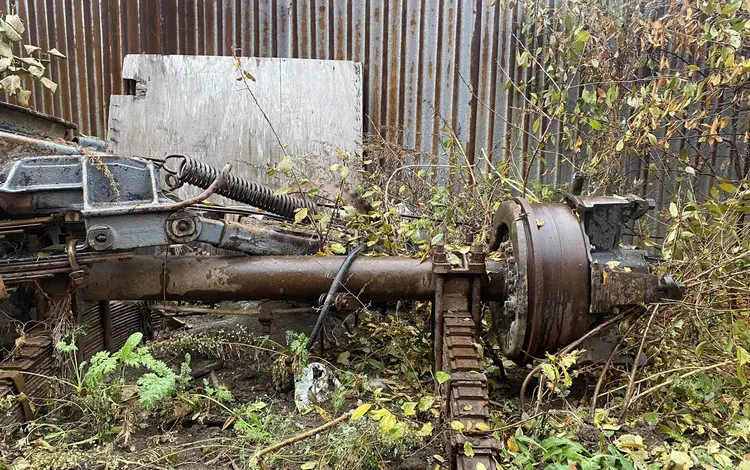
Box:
left=79, top=255, right=506, bottom=302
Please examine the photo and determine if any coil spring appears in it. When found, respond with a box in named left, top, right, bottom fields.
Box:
left=173, top=156, right=316, bottom=220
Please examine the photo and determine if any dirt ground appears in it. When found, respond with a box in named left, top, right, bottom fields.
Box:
left=120, top=302, right=443, bottom=469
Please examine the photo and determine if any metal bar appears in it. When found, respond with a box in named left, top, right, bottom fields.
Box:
left=148, top=304, right=311, bottom=316
left=79, top=255, right=506, bottom=302
left=433, top=275, right=445, bottom=373
left=100, top=300, right=112, bottom=352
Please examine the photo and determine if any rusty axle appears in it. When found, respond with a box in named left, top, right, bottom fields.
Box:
left=78, top=255, right=507, bottom=302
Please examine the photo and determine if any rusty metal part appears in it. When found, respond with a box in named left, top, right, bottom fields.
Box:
left=590, top=265, right=683, bottom=312
left=0, top=216, right=54, bottom=236
left=0, top=370, right=33, bottom=421
left=201, top=218, right=321, bottom=256
left=490, top=199, right=592, bottom=362
left=0, top=299, right=150, bottom=426
left=432, top=243, right=499, bottom=468
left=78, top=255, right=506, bottom=302
left=0, top=335, right=54, bottom=426
left=0, top=132, right=81, bottom=161
left=148, top=304, right=311, bottom=317
left=565, top=194, right=654, bottom=254
left=0, top=251, right=135, bottom=284
left=0, top=102, right=77, bottom=140
left=151, top=163, right=231, bottom=213
left=488, top=201, right=528, bottom=359
left=72, top=136, right=107, bottom=151
left=169, top=155, right=316, bottom=220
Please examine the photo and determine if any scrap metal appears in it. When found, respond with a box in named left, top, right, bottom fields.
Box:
left=0, top=106, right=684, bottom=468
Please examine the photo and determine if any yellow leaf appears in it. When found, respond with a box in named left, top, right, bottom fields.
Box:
left=350, top=403, right=371, bottom=421
left=40, top=77, right=58, bottom=93
left=464, top=441, right=474, bottom=458
left=418, top=422, right=434, bottom=436
left=402, top=401, right=417, bottom=417
left=369, top=408, right=390, bottom=421
left=450, top=420, right=465, bottom=432
left=315, top=406, right=332, bottom=422
left=507, top=438, right=520, bottom=453
left=475, top=422, right=490, bottom=431
left=294, top=207, right=309, bottom=224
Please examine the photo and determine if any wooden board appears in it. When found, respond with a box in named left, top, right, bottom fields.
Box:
left=107, top=54, right=362, bottom=202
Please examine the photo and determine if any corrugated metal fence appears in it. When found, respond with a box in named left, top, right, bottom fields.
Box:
left=8, top=1, right=525, bottom=160
left=6, top=0, right=749, bottom=201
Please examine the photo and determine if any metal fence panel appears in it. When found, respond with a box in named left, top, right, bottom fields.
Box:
left=6, top=0, right=748, bottom=206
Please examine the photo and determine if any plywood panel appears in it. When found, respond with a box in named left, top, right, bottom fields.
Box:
left=108, top=54, right=362, bottom=202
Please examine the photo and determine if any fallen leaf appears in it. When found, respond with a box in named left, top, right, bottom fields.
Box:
left=507, top=438, right=520, bottom=453
left=350, top=403, right=371, bottom=421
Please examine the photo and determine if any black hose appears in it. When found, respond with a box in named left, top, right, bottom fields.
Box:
left=306, top=245, right=365, bottom=349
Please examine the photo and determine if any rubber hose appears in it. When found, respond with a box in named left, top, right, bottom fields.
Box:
left=306, top=245, right=365, bottom=349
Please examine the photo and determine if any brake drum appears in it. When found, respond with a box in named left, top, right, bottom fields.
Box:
left=489, top=198, right=593, bottom=362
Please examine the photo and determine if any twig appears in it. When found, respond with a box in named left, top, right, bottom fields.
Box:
left=625, top=361, right=732, bottom=407
left=620, top=305, right=659, bottom=418
left=254, top=410, right=353, bottom=469
left=520, top=312, right=630, bottom=409
left=589, top=321, right=637, bottom=417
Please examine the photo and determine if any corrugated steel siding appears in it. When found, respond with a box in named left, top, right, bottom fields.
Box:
left=7, top=0, right=748, bottom=195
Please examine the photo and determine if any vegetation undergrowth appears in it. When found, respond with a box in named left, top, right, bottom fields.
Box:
left=2, top=0, right=749, bottom=468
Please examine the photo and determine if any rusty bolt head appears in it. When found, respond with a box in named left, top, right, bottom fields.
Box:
left=433, top=245, right=447, bottom=263
left=170, top=217, right=196, bottom=237
left=88, top=226, right=114, bottom=250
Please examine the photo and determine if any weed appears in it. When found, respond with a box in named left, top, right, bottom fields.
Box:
left=53, top=332, right=189, bottom=438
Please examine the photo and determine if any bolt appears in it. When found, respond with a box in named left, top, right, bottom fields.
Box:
left=94, top=233, right=107, bottom=243
left=433, top=243, right=447, bottom=263
left=176, top=220, right=190, bottom=231
left=470, top=242, right=485, bottom=263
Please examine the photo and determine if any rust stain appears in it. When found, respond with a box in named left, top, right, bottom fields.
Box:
left=374, top=7, right=380, bottom=22
left=481, top=18, right=490, bottom=98
left=448, top=8, right=455, bottom=45
left=371, top=68, right=380, bottom=124
left=389, top=5, right=399, bottom=128
left=410, top=9, right=417, bottom=33
left=263, top=19, right=269, bottom=51
left=300, top=8, right=309, bottom=58
left=428, top=61, right=434, bottom=78
left=337, top=10, right=344, bottom=59
left=355, top=23, right=361, bottom=61
left=319, top=6, right=325, bottom=31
